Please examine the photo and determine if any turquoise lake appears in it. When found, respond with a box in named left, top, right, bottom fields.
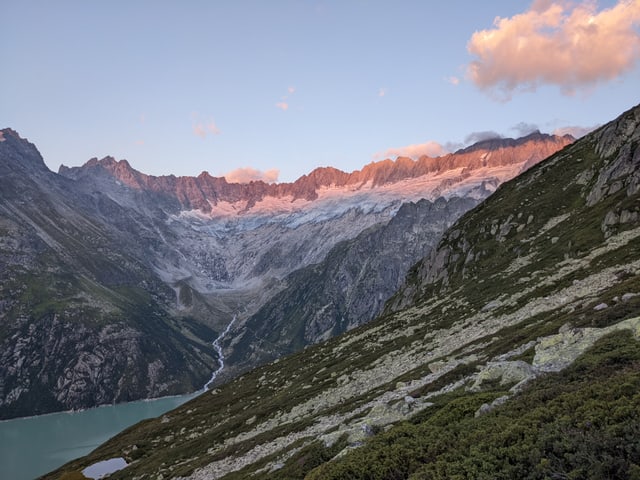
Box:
left=0, top=393, right=197, bottom=480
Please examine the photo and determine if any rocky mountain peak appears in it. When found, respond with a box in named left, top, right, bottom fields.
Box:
left=593, top=104, right=640, bottom=159
left=0, top=128, right=48, bottom=174
left=454, top=130, right=571, bottom=155
left=58, top=132, right=574, bottom=215
left=60, top=156, right=146, bottom=189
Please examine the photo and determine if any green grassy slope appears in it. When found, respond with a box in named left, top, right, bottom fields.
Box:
left=46, top=103, right=640, bottom=480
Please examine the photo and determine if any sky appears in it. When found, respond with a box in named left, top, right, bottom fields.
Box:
left=2, top=1, right=639, bottom=183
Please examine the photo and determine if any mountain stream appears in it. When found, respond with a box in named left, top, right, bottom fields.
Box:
left=204, top=315, right=237, bottom=390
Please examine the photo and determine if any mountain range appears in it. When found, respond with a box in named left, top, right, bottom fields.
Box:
left=0, top=126, right=572, bottom=420
left=43, top=102, right=640, bottom=479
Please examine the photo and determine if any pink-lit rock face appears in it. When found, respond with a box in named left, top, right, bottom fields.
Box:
left=60, top=131, right=573, bottom=218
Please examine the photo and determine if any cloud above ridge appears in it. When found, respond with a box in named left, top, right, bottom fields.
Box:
left=464, top=130, right=503, bottom=144
left=374, top=141, right=449, bottom=160
left=553, top=124, right=599, bottom=138
left=467, top=0, right=640, bottom=98
left=223, top=167, right=280, bottom=184
left=511, top=122, right=540, bottom=136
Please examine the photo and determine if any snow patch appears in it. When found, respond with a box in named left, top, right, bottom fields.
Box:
left=82, top=458, right=127, bottom=479
left=176, top=164, right=522, bottom=234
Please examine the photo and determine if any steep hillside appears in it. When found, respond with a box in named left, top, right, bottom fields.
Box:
left=47, top=103, right=640, bottom=480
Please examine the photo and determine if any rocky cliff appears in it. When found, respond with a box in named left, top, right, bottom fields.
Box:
left=0, top=131, right=218, bottom=418
left=46, top=103, right=640, bottom=480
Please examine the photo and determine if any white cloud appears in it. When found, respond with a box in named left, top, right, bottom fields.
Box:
left=223, top=167, right=280, bottom=184
left=193, top=122, right=220, bottom=138
left=467, top=0, right=640, bottom=98
left=552, top=124, right=599, bottom=138
left=511, top=122, right=540, bottom=136
left=374, top=141, right=449, bottom=160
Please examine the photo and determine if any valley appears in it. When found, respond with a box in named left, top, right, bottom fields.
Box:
left=42, top=102, right=640, bottom=480
left=4, top=2, right=639, bottom=479
left=0, top=127, right=570, bottom=419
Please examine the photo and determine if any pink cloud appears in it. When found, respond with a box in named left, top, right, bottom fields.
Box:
left=276, top=86, right=296, bottom=110
left=193, top=124, right=205, bottom=137
left=192, top=115, right=221, bottom=138
left=374, top=141, right=449, bottom=160
left=223, top=167, right=280, bottom=184
left=467, top=0, right=640, bottom=98
left=378, top=87, right=388, bottom=97
left=447, top=76, right=460, bottom=86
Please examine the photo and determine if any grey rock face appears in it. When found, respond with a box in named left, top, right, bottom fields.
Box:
left=588, top=105, right=640, bottom=205
left=469, top=360, right=535, bottom=392
left=222, top=196, right=479, bottom=380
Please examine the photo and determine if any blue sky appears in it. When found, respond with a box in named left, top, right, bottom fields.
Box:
left=2, top=1, right=639, bottom=183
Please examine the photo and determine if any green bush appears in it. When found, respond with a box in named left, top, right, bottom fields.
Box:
left=306, top=331, right=640, bottom=480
